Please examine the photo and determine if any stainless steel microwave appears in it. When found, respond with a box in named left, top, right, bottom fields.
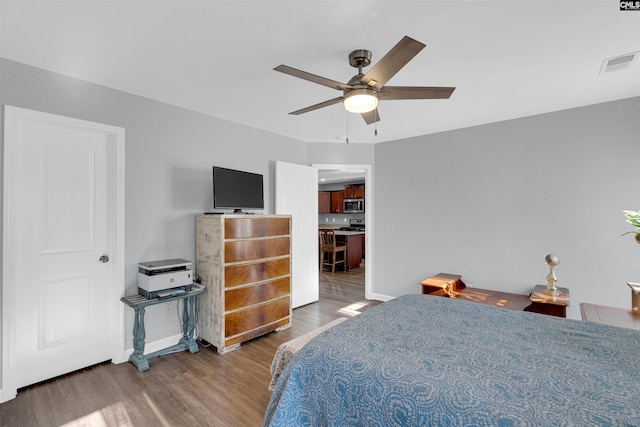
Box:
left=344, top=198, right=365, bottom=213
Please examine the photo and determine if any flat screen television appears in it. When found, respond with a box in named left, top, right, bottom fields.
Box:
left=212, top=166, right=264, bottom=213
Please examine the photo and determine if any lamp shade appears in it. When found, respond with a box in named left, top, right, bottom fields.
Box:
left=343, top=88, right=378, bottom=113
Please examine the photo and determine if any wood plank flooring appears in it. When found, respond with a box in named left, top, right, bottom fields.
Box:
left=0, top=264, right=379, bottom=427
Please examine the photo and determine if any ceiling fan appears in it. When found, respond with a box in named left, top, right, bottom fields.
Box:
left=274, top=35, right=455, bottom=125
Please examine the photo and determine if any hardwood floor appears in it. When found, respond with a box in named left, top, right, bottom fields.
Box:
left=0, top=264, right=379, bottom=427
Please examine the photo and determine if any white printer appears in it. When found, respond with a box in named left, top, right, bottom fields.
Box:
left=138, top=258, right=192, bottom=299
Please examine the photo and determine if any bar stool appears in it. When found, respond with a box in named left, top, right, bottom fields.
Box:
left=319, top=229, right=346, bottom=273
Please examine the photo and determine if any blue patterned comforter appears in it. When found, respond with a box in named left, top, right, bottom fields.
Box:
left=264, top=294, right=640, bottom=426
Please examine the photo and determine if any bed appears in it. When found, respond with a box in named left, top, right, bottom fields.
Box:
left=263, top=294, right=640, bottom=426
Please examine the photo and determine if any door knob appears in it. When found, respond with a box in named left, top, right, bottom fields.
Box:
left=99, top=255, right=110, bottom=263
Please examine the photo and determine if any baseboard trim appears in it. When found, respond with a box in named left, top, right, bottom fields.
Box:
left=121, top=333, right=184, bottom=362
left=368, top=293, right=394, bottom=302
left=0, top=387, right=17, bottom=403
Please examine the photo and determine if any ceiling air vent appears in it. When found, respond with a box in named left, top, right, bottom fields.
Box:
left=599, top=52, right=639, bottom=74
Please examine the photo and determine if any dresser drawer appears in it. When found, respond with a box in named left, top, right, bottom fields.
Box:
left=224, top=236, right=290, bottom=263
left=225, top=257, right=290, bottom=288
left=225, top=217, right=290, bottom=239
left=225, top=296, right=290, bottom=337
left=224, top=277, right=290, bottom=311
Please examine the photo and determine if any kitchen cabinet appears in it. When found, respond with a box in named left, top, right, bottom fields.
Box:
left=318, top=185, right=362, bottom=214
left=345, top=184, right=365, bottom=199
left=318, top=191, right=331, bottom=214
left=335, top=232, right=364, bottom=270
left=330, top=191, right=345, bottom=213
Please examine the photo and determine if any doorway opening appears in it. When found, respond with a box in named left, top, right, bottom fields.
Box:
left=313, top=164, right=373, bottom=302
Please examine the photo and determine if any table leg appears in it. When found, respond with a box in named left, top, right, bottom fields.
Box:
left=181, top=297, right=189, bottom=338
left=179, top=296, right=199, bottom=353
left=129, top=306, right=149, bottom=372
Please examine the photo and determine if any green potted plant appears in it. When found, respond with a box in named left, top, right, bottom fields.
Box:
left=622, top=210, right=640, bottom=244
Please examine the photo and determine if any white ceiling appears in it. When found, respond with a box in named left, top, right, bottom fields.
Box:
left=318, top=169, right=366, bottom=184
left=1, top=1, right=639, bottom=144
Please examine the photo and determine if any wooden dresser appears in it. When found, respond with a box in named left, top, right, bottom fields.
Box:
left=195, top=214, right=292, bottom=354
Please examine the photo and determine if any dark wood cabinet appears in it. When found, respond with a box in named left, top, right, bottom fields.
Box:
left=345, top=184, right=365, bottom=199
left=319, top=185, right=363, bottom=214
left=318, top=191, right=331, bottom=213
left=335, top=233, right=364, bottom=270
left=330, top=191, right=345, bottom=213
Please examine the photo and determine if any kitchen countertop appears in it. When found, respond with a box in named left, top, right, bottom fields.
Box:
left=332, top=230, right=365, bottom=236
left=318, top=224, right=365, bottom=236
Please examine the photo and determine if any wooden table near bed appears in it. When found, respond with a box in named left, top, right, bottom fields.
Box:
left=421, top=273, right=569, bottom=317
left=580, top=303, right=640, bottom=330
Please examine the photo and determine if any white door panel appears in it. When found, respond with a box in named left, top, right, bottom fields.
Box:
left=13, top=119, right=112, bottom=388
left=275, top=161, right=319, bottom=308
left=2, top=106, right=125, bottom=401
left=42, top=144, right=97, bottom=252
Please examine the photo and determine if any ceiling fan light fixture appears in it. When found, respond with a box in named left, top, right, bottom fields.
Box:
left=343, top=88, right=378, bottom=113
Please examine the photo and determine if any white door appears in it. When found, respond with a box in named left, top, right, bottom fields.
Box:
left=275, top=161, right=319, bottom=308
left=2, top=106, right=125, bottom=401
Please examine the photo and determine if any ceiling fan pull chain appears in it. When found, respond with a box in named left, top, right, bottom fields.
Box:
left=345, top=108, right=349, bottom=143
left=375, top=110, right=378, bottom=136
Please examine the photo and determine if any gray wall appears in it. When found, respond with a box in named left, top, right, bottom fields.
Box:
left=307, top=141, right=375, bottom=166
left=374, top=97, right=640, bottom=318
left=0, top=59, right=307, bottom=346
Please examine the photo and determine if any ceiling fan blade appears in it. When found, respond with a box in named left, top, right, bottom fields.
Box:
left=274, top=65, right=352, bottom=91
left=289, top=96, right=344, bottom=115
left=361, top=109, right=381, bottom=125
left=360, top=36, right=426, bottom=89
left=379, top=86, right=456, bottom=100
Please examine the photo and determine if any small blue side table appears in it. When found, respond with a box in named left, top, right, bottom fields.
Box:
left=120, top=287, right=206, bottom=372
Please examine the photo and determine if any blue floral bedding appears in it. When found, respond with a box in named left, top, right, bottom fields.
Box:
left=264, top=294, right=640, bottom=426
